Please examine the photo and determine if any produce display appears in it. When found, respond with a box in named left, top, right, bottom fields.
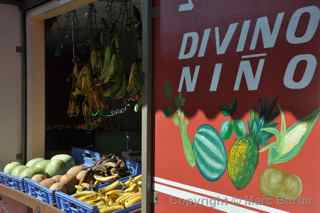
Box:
left=73, top=175, right=142, bottom=212
left=79, top=154, right=130, bottom=189
left=3, top=154, right=75, bottom=179
left=1, top=152, right=142, bottom=212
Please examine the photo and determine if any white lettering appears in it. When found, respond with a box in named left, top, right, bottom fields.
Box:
left=209, top=63, right=223, bottom=91
left=237, top=20, right=251, bottom=52
left=234, top=58, right=266, bottom=91
left=250, top=12, right=285, bottom=50
left=178, top=65, right=200, bottom=92
left=215, top=23, right=238, bottom=55
left=178, top=32, right=199, bottom=60
left=198, top=28, right=211, bottom=57
left=283, top=54, right=317, bottom=89
left=286, top=6, right=320, bottom=44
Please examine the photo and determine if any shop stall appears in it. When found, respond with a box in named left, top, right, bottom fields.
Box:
left=0, top=0, right=319, bottom=213
left=0, top=0, right=152, bottom=212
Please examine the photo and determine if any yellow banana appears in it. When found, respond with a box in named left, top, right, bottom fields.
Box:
left=99, top=181, right=121, bottom=194
left=90, top=49, right=97, bottom=71
left=115, top=192, right=133, bottom=204
left=72, top=191, right=95, bottom=199
left=124, top=194, right=141, bottom=208
left=124, top=183, right=138, bottom=193
left=133, top=175, right=142, bottom=182
left=85, top=197, right=102, bottom=205
left=77, top=193, right=97, bottom=202
left=99, top=205, right=124, bottom=213
left=94, top=174, right=119, bottom=182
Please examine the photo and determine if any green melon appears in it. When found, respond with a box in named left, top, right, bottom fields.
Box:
left=227, top=137, right=258, bottom=189
left=193, top=124, right=227, bottom=181
left=51, top=154, right=75, bottom=169
left=3, top=162, right=21, bottom=174
left=11, top=165, right=28, bottom=177
left=33, top=160, right=50, bottom=173
left=26, top=158, right=44, bottom=167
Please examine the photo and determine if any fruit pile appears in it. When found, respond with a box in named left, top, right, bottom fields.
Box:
left=79, top=154, right=130, bottom=189
left=73, top=175, right=142, bottom=213
left=4, top=154, right=75, bottom=180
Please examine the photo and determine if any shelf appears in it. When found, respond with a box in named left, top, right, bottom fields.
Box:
left=0, top=184, right=62, bottom=213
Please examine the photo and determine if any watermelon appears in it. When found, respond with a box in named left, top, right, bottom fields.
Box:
left=193, top=124, right=227, bottom=181
left=227, top=137, right=258, bottom=189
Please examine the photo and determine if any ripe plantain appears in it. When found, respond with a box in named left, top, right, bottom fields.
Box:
left=124, top=194, right=141, bottom=208
left=99, top=181, right=122, bottom=194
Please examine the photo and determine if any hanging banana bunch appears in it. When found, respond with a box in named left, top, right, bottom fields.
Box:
left=67, top=63, right=81, bottom=117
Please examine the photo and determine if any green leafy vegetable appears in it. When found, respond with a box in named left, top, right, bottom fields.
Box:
left=262, top=108, right=320, bottom=165
left=173, top=110, right=195, bottom=167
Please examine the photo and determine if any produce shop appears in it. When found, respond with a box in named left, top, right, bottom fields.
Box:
left=0, top=0, right=319, bottom=213
left=0, top=0, right=151, bottom=212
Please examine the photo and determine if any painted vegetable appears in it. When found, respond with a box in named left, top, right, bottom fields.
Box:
left=193, top=124, right=227, bottom=181
left=227, top=137, right=258, bottom=189
left=227, top=99, right=279, bottom=189
left=262, top=108, right=320, bottom=165
left=220, top=120, right=233, bottom=140
left=233, top=119, right=246, bottom=138
left=259, top=167, right=302, bottom=200
left=172, top=110, right=195, bottom=167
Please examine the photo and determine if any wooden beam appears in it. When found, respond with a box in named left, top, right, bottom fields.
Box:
left=0, top=184, right=62, bottom=213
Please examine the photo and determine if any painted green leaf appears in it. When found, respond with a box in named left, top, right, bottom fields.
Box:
left=174, top=94, right=186, bottom=109
left=220, top=98, right=237, bottom=116
left=179, top=123, right=196, bottom=167
left=163, top=81, right=173, bottom=100
left=172, top=110, right=195, bottom=167
left=163, top=107, right=174, bottom=117
left=220, top=120, right=233, bottom=140
left=233, top=119, right=246, bottom=138
left=267, top=108, right=320, bottom=165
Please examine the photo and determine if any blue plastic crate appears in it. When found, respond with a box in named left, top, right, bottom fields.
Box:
left=125, top=160, right=141, bottom=177
left=55, top=191, right=99, bottom=213
left=114, top=203, right=141, bottom=213
left=24, top=179, right=55, bottom=205
left=71, top=147, right=101, bottom=168
left=1, top=173, right=26, bottom=192
left=0, top=172, right=7, bottom=184
left=55, top=179, right=141, bottom=213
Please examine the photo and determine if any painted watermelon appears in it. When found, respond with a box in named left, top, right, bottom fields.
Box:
left=193, top=124, right=227, bottom=181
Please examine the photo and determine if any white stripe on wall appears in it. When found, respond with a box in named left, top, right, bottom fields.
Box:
left=154, top=177, right=289, bottom=213
left=154, top=183, right=258, bottom=213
